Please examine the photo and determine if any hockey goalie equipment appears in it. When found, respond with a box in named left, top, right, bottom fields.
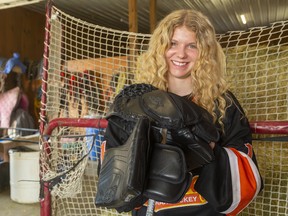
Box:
left=143, top=143, right=193, bottom=203
left=95, top=117, right=151, bottom=212
left=95, top=84, right=220, bottom=212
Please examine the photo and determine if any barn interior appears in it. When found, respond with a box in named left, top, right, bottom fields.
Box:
left=0, top=1, right=287, bottom=216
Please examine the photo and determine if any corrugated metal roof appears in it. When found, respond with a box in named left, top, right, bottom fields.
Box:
left=23, top=0, right=288, bottom=34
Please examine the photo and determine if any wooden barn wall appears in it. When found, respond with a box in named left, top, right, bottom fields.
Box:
left=0, top=7, right=46, bottom=128
left=0, top=7, right=45, bottom=59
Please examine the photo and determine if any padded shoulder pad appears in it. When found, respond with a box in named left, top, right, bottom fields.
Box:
left=168, top=93, right=214, bottom=126
left=141, top=90, right=213, bottom=130
left=141, top=90, right=184, bottom=129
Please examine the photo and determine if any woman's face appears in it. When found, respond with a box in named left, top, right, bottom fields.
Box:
left=165, top=26, right=199, bottom=81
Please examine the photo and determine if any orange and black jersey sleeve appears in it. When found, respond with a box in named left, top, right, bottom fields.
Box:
left=194, top=91, right=263, bottom=215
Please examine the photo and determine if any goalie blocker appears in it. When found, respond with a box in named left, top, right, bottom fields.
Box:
left=95, top=84, right=219, bottom=212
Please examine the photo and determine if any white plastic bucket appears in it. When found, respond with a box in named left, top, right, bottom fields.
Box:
left=9, top=146, right=40, bottom=203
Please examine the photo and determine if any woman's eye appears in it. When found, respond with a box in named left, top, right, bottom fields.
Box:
left=170, top=41, right=177, bottom=47
left=189, top=44, right=197, bottom=49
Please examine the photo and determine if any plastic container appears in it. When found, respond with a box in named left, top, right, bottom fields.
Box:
left=9, top=146, right=40, bottom=203
left=86, top=128, right=104, bottom=161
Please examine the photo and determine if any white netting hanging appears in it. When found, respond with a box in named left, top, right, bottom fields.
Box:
left=39, top=6, right=288, bottom=216
left=41, top=132, right=95, bottom=198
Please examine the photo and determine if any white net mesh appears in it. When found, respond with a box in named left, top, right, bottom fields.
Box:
left=219, top=27, right=288, bottom=121
left=41, top=132, right=95, bottom=198
left=41, top=7, right=150, bottom=122
left=40, top=6, right=288, bottom=216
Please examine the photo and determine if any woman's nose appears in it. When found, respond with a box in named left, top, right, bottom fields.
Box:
left=176, top=46, right=186, bottom=58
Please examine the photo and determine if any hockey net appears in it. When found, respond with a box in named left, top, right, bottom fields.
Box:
left=39, top=5, right=288, bottom=216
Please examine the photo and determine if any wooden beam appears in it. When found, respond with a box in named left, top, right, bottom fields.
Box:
left=150, top=0, right=157, bottom=33
left=128, top=0, right=138, bottom=33
left=128, top=0, right=138, bottom=70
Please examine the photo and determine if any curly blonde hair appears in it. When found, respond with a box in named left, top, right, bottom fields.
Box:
left=135, top=9, right=229, bottom=127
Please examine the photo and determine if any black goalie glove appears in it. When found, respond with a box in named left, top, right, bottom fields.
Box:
left=140, top=89, right=220, bottom=171
left=169, top=127, right=215, bottom=171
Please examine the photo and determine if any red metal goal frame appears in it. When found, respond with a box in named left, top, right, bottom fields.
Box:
left=39, top=117, right=288, bottom=216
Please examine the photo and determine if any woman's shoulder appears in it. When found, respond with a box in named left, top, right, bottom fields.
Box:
left=223, top=90, right=242, bottom=106
left=223, top=90, right=247, bottom=118
left=223, top=90, right=237, bottom=101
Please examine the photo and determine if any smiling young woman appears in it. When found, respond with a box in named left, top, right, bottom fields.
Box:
left=132, top=9, right=263, bottom=216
